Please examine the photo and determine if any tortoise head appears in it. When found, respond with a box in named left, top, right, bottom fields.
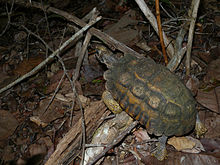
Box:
left=95, top=44, right=118, bottom=68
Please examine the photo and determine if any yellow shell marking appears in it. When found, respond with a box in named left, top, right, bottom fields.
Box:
left=145, top=118, right=150, bottom=128
left=129, top=104, right=139, bottom=118
left=147, top=83, right=161, bottom=93
left=166, top=99, right=181, bottom=108
left=127, top=90, right=142, bottom=105
left=135, top=109, right=141, bottom=121
left=134, top=72, right=147, bottom=82
left=140, top=102, right=158, bottom=119
left=115, top=83, right=129, bottom=109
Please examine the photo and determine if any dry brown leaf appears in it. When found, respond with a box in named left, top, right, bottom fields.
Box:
left=30, top=116, right=48, bottom=127
left=181, top=136, right=205, bottom=153
left=13, top=56, right=44, bottom=76
left=200, top=138, right=220, bottom=152
left=196, top=86, right=220, bottom=113
left=165, top=151, right=220, bottom=165
left=56, top=93, right=90, bottom=109
left=29, top=144, right=47, bottom=157
left=197, top=57, right=220, bottom=113
left=203, top=57, right=220, bottom=82
left=185, top=76, right=200, bottom=96
left=0, top=110, right=19, bottom=140
left=0, top=72, right=17, bottom=89
left=203, top=112, right=220, bottom=138
left=168, top=136, right=195, bottom=151
left=32, top=98, right=65, bottom=124
left=104, top=9, right=141, bottom=46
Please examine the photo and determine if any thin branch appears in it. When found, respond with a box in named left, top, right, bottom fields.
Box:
left=159, top=3, right=174, bottom=19
left=72, top=33, right=92, bottom=82
left=70, top=11, right=97, bottom=165
left=20, top=25, right=53, bottom=52
left=0, top=0, right=14, bottom=36
left=11, top=0, right=142, bottom=58
left=74, top=26, right=92, bottom=165
left=0, top=16, right=102, bottom=94
left=167, top=27, right=187, bottom=71
left=135, top=0, right=174, bottom=58
left=155, top=0, right=168, bottom=64
left=40, top=0, right=53, bottom=51
left=186, top=0, right=200, bottom=75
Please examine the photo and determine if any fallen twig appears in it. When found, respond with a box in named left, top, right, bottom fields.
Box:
left=0, top=16, right=101, bottom=94
left=0, top=0, right=14, bottom=36
left=75, top=17, right=96, bottom=165
left=135, top=0, right=174, bottom=58
left=185, top=0, right=200, bottom=75
left=167, top=28, right=187, bottom=71
left=45, top=101, right=109, bottom=165
left=155, top=0, right=168, bottom=64
left=87, top=121, right=138, bottom=165
left=11, top=0, right=142, bottom=58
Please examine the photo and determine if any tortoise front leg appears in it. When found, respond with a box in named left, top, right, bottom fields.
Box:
left=102, top=90, right=123, bottom=114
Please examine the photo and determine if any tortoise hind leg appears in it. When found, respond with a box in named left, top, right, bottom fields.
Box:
left=195, top=114, right=207, bottom=138
left=102, top=90, right=123, bottom=114
left=151, top=135, right=167, bottom=161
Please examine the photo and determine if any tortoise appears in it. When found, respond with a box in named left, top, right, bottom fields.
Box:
left=97, top=49, right=206, bottom=160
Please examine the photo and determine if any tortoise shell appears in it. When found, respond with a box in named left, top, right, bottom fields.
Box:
left=104, top=54, right=197, bottom=137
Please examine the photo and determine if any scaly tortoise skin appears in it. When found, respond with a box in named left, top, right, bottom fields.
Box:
left=103, top=53, right=197, bottom=137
